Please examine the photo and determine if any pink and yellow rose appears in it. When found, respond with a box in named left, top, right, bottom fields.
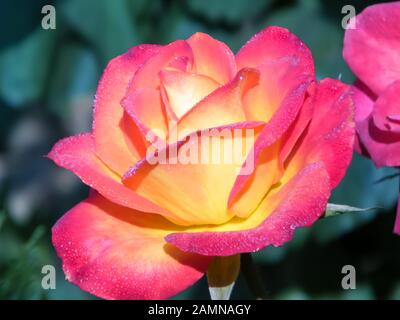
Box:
left=343, top=2, right=400, bottom=234
left=49, top=26, right=354, bottom=299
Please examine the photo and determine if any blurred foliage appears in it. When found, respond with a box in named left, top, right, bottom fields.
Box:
left=0, top=221, right=47, bottom=299
left=0, top=0, right=398, bottom=300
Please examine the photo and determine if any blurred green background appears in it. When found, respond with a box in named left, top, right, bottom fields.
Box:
left=0, top=0, right=399, bottom=300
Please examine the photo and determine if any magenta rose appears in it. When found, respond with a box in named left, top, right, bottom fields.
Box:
left=343, top=1, right=400, bottom=234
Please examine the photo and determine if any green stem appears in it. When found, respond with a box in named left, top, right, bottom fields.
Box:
left=240, top=253, right=268, bottom=299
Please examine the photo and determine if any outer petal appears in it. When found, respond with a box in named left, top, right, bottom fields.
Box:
left=357, top=125, right=400, bottom=168
left=165, top=162, right=330, bottom=256
left=371, top=80, right=400, bottom=133
left=187, top=32, right=237, bottom=84
left=356, top=81, right=400, bottom=167
left=93, top=45, right=160, bottom=175
left=351, top=81, right=375, bottom=156
left=47, top=133, right=175, bottom=219
left=353, top=80, right=376, bottom=123
left=52, top=193, right=211, bottom=299
left=358, top=120, right=400, bottom=168
left=343, top=2, right=400, bottom=95
left=236, top=26, right=314, bottom=77
left=286, top=79, right=355, bottom=189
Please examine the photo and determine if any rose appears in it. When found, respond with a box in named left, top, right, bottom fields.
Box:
left=49, top=26, right=354, bottom=299
left=343, top=2, right=400, bottom=234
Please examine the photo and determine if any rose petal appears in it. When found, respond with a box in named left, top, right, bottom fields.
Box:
left=187, top=32, right=236, bottom=84
left=130, top=40, right=194, bottom=90
left=122, top=88, right=169, bottom=141
left=47, top=133, right=174, bottom=219
left=357, top=81, right=400, bottom=167
left=286, top=78, right=355, bottom=188
left=227, top=59, right=315, bottom=215
left=371, top=80, right=400, bottom=133
left=160, top=70, right=220, bottom=119
left=165, top=162, right=330, bottom=256
left=93, top=45, right=160, bottom=175
left=123, top=122, right=264, bottom=226
left=236, top=26, right=314, bottom=77
left=343, top=2, right=400, bottom=95
left=279, top=82, right=317, bottom=164
left=228, top=143, right=280, bottom=218
left=52, top=193, right=211, bottom=300
left=358, top=120, right=400, bottom=168
left=243, top=56, right=313, bottom=123
left=174, top=68, right=259, bottom=141
left=228, top=80, right=311, bottom=207
left=350, top=81, right=375, bottom=156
